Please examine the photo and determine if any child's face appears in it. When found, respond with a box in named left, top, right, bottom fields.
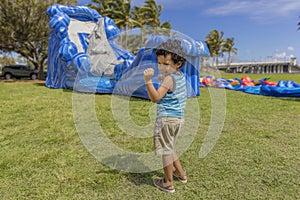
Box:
left=157, top=54, right=182, bottom=76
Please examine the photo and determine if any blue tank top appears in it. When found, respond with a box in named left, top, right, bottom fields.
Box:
left=157, top=72, right=187, bottom=118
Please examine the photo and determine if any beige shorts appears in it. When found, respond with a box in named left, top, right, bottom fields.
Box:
left=154, top=117, right=184, bottom=155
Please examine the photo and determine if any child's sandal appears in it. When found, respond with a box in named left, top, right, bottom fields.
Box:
left=173, top=170, right=187, bottom=183
left=153, top=178, right=175, bottom=193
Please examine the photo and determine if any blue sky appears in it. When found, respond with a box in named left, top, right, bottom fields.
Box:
left=78, top=0, right=300, bottom=63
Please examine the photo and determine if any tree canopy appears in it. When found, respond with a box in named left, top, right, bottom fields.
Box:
left=0, top=0, right=76, bottom=78
left=89, top=0, right=171, bottom=31
left=222, top=37, right=238, bottom=71
left=0, top=51, right=16, bottom=67
left=206, top=29, right=238, bottom=67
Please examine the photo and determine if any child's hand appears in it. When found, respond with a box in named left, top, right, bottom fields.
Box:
left=157, top=75, right=164, bottom=82
left=144, top=68, right=154, bottom=83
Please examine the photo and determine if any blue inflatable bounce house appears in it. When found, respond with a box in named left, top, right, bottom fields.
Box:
left=45, top=4, right=210, bottom=99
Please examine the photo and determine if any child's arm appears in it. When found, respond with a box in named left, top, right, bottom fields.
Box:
left=144, top=68, right=169, bottom=102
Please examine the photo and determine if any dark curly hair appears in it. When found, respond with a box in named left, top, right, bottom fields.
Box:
left=155, top=39, right=187, bottom=67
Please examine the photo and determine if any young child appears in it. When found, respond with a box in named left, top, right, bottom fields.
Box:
left=143, top=39, right=188, bottom=193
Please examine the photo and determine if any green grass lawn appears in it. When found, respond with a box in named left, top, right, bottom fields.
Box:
left=0, top=74, right=299, bottom=199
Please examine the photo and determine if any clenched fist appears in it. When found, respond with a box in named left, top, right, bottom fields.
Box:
left=144, top=68, right=154, bottom=83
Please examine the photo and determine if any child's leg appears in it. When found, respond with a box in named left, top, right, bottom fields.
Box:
left=172, top=152, right=187, bottom=181
left=172, top=152, right=184, bottom=174
left=162, top=154, right=174, bottom=183
left=162, top=152, right=186, bottom=182
left=153, top=154, right=175, bottom=193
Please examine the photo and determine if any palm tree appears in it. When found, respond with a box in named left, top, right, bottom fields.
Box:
left=140, top=0, right=161, bottom=27
left=91, top=0, right=143, bottom=30
left=89, top=0, right=115, bottom=18
left=88, top=0, right=172, bottom=50
left=112, top=0, right=143, bottom=30
left=90, top=0, right=171, bottom=32
left=139, top=0, right=171, bottom=35
left=131, top=6, right=145, bottom=27
left=205, top=30, right=224, bottom=67
left=90, top=0, right=143, bottom=50
left=113, top=1, right=144, bottom=49
left=222, top=37, right=238, bottom=72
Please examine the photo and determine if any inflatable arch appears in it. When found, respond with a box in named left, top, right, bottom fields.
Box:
left=46, top=4, right=210, bottom=99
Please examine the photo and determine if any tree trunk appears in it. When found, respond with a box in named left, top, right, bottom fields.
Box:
left=32, top=57, right=46, bottom=80
left=38, top=66, right=45, bottom=80
left=226, top=53, right=231, bottom=72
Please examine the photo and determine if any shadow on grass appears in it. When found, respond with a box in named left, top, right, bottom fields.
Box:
left=129, top=97, right=150, bottom=102
left=126, top=171, right=163, bottom=186
left=34, top=82, right=74, bottom=94
left=34, top=82, right=46, bottom=87
left=95, top=168, right=120, bottom=175
left=99, top=154, right=163, bottom=187
left=63, top=89, right=73, bottom=93
left=279, top=98, right=300, bottom=102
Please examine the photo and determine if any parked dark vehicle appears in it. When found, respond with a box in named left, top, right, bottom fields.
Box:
left=1, top=65, right=39, bottom=80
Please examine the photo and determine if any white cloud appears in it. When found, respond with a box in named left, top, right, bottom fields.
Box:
left=287, top=46, right=294, bottom=51
left=273, top=51, right=296, bottom=61
left=274, top=52, right=287, bottom=59
left=205, top=0, right=300, bottom=22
